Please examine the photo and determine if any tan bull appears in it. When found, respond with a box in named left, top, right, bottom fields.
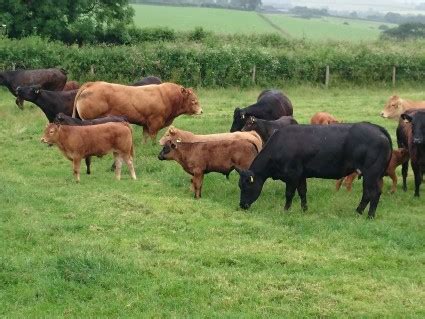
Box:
left=380, top=95, right=425, bottom=120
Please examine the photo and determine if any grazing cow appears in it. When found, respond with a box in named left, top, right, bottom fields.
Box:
left=241, top=116, right=297, bottom=143
left=236, top=123, right=392, bottom=218
left=63, top=81, right=80, bottom=91
left=381, top=95, right=425, bottom=120
left=158, top=139, right=259, bottom=198
left=41, top=122, right=136, bottom=182
left=0, top=68, right=67, bottom=109
left=73, top=81, right=202, bottom=142
left=336, top=148, right=409, bottom=193
left=159, top=126, right=263, bottom=153
left=230, top=89, right=293, bottom=132
left=132, top=76, right=162, bottom=86
left=310, top=112, right=341, bottom=125
left=16, top=86, right=77, bottom=122
left=400, top=110, right=425, bottom=197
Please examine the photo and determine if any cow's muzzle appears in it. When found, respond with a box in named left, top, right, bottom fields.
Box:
left=158, top=153, right=165, bottom=160
left=380, top=112, right=387, bottom=118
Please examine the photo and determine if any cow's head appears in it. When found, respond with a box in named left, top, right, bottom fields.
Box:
left=381, top=95, right=404, bottom=119
left=16, top=85, right=41, bottom=101
left=236, top=168, right=264, bottom=210
left=401, top=111, right=425, bottom=145
left=40, top=123, right=60, bottom=146
left=158, top=139, right=180, bottom=160
left=181, top=87, right=202, bottom=115
left=241, top=116, right=258, bottom=132
left=230, top=107, right=247, bottom=132
left=159, top=126, right=178, bottom=146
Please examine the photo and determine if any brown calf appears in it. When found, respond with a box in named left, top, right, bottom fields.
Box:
left=336, top=148, right=409, bottom=193
left=41, top=122, right=136, bottom=182
left=310, top=112, right=341, bottom=125
left=158, top=139, right=259, bottom=198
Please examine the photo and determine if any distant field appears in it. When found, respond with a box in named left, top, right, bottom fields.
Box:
left=264, top=14, right=395, bottom=41
left=133, top=4, right=394, bottom=40
left=133, top=4, right=275, bottom=34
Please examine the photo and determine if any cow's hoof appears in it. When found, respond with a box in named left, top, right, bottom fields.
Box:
left=367, top=215, right=375, bottom=220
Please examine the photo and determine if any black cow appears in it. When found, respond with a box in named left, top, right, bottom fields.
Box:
left=16, top=86, right=77, bottom=123
left=0, top=68, right=67, bottom=109
left=131, top=76, right=162, bottom=86
left=230, top=89, right=293, bottom=132
left=242, top=116, right=298, bottom=143
left=236, top=123, right=392, bottom=218
left=400, top=110, right=425, bottom=197
left=54, top=113, right=127, bottom=126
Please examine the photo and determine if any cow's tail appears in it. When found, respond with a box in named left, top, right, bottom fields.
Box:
left=72, top=82, right=93, bottom=118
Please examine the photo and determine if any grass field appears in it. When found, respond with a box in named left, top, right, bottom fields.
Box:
left=132, top=4, right=394, bottom=40
left=1, top=86, right=425, bottom=317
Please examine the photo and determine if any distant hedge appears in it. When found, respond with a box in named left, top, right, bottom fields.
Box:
left=2, top=36, right=425, bottom=87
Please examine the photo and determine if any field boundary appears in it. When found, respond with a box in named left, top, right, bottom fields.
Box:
left=256, top=13, right=292, bottom=38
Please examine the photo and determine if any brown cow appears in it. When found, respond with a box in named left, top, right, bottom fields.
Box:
left=41, top=122, right=136, bottom=182
left=158, top=139, right=259, bottom=198
left=159, top=126, right=263, bottom=151
left=63, top=81, right=80, bottom=91
left=380, top=95, right=425, bottom=120
left=310, top=112, right=341, bottom=125
left=73, top=81, right=202, bottom=143
left=336, top=148, right=409, bottom=193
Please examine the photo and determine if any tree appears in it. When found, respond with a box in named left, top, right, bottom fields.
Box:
left=382, top=23, right=425, bottom=40
left=0, top=0, right=136, bottom=45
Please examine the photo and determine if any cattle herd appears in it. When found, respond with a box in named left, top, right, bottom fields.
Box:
left=1, top=67, right=425, bottom=219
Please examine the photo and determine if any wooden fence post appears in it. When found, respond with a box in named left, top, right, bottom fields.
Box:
left=325, top=65, right=330, bottom=88
left=252, top=64, right=256, bottom=84
left=90, top=65, right=95, bottom=76
left=12, top=62, right=15, bottom=71
left=392, top=66, right=396, bottom=87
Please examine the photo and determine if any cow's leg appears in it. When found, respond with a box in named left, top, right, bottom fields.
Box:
left=412, top=162, right=422, bottom=197
left=85, top=156, right=91, bottom=175
left=335, top=178, right=344, bottom=191
left=344, top=172, right=357, bottom=191
left=297, top=178, right=308, bottom=212
left=123, top=154, right=137, bottom=180
left=148, top=120, right=164, bottom=144
left=114, top=152, right=123, bottom=180
left=72, top=158, right=82, bottom=183
left=284, top=182, right=297, bottom=211
left=365, top=177, right=382, bottom=219
left=402, top=160, right=409, bottom=191
left=389, top=170, right=397, bottom=193
left=192, top=172, right=204, bottom=199
left=142, top=127, right=150, bottom=144
left=356, top=175, right=371, bottom=216
left=15, top=97, right=24, bottom=110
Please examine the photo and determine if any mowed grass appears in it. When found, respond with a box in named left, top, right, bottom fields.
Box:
left=132, top=4, right=275, bottom=34
left=264, top=14, right=395, bottom=41
left=132, top=4, right=393, bottom=40
left=1, top=85, right=425, bottom=317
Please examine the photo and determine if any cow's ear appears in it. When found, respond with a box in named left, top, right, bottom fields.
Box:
left=401, top=113, right=413, bottom=123
left=181, top=87, right=188, bottom=96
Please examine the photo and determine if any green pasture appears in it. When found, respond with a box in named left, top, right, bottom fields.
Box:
left=1, top=86, right=424, bottom=317
left=132, top=4, right=393, bottom=40
left=132, top=4, right=275, bottom=34
left=264, top=14, right=395, bottom=41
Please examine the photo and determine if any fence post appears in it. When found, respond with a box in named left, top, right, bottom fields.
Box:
left=325, top=65, right=330, bottom=88
left=90, top=65, right=95, bottom=76
left=12, top=62, right=15, bottom=71
left=252, top=64, right=256, bottom=84
left=392, top=66, right=396, bottom=87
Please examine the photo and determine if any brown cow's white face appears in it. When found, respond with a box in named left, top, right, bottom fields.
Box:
left=381, top=95, right=404, bottom=120
left=41, top=124, right=59, bottom=145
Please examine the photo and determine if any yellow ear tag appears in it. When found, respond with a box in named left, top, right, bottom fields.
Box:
left=250, top=176, right=254, bottom=183
left=241, top=114, right=245, bottom=119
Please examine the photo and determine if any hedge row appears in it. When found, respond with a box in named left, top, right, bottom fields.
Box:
left=2, top=36, right=425, bottom=87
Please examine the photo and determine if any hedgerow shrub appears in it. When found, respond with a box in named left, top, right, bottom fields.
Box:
left=2, top=36, right=425, bottom=87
